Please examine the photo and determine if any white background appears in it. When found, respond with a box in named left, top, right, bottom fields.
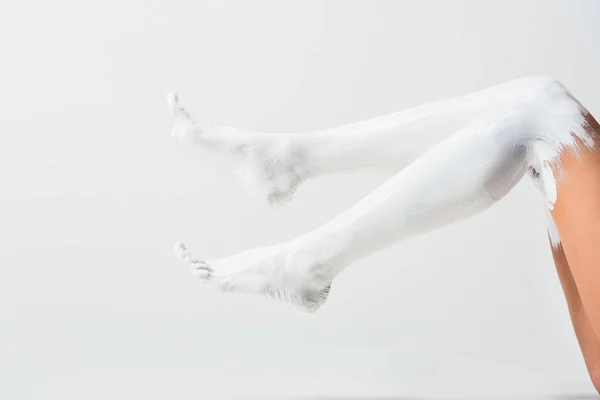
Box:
left=2, top=1, right=600, bottom=399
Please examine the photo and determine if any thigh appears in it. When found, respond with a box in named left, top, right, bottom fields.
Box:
left=551, top=113, right=600, bottom=335
left=550, top=113, right=600, bottom=389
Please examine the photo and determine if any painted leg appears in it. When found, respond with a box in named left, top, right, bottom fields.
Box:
left=175, top=110, right=534, bottom=312
left=167, top=76, right=562, bottom=206
left=172, top=76, right=593, bottom=314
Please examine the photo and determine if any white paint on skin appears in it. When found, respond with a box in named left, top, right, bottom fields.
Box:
left=168, top=75, right=594, bottom=312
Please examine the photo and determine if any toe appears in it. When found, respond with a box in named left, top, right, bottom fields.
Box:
left=193, top=268, right=213, bottom=281
left=166, top=92, right=179, bottom=115
left=174, top=241, right=188, bottom=259
left=189, top=258, right=211, bottom=271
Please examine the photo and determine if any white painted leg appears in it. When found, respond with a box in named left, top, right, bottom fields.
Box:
left=173, top=76, right=593, bottom=311
left=167, top=76, right=562, bottom=206
left=176, top=110, right=532, bottom=312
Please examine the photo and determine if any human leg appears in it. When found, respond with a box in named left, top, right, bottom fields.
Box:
left=549, top=240, right=600, bottom=394
left=175, top=109, right=534, bottom=311
left=549, top=113, right=600, bottom=392
left=172, top=76, right=592, bottom=312
left=167, top=76, right=560, bottom=206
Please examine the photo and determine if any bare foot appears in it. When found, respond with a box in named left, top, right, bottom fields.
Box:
left=174, top=241, right=332, bottom=312
left=167, top=93, right=312, bottom=206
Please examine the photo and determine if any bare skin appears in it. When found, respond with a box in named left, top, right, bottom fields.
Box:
left=550, top=113, right=600, bottom=392
left=550, top=242, right=600, bottom=393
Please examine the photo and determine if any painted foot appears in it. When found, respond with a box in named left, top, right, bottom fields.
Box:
left=174, top=241, right=332, bottom=312
left=166, top=93, right=312, bottom=206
